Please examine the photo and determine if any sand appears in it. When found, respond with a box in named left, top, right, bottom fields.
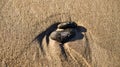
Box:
left=0, top=0, right=120, bottom=67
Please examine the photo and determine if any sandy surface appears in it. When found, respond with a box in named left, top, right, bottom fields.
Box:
left=0, top=0, right=120, bottom=67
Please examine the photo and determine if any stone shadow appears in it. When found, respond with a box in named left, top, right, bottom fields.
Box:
left=32, top=22, right=60, bottom=53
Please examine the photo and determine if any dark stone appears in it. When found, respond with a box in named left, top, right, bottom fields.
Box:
left=50, top=28, right=76, bottom=43
left=58, top=21, right=77, bottom=29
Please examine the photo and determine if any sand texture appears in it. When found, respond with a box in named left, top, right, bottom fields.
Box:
left=0, top=0, right=120, bottom=67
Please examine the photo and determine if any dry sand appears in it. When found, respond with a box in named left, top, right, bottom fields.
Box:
left=0, top=0, right=120, bottom=67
